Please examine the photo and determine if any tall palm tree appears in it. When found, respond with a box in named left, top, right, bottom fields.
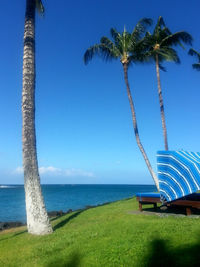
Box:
left=188, top=48, right=200, bottom=71
left=84, top=19, right=159, bottom=190
left=22, top=0, right=52, bottom=235
left=144, top=16, right=192, bottom=150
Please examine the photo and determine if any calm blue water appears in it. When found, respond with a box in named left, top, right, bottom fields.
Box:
left=0, top=184, right=156, bottom=222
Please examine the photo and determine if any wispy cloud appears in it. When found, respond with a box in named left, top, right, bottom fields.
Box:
left=14, top=166, right=23, bottom=174
left=13, top=166, right=95, bottom=178
left=39, top=166, right=62, bottom=175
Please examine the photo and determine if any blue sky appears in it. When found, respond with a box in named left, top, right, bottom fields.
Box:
left=0, top=0, right=200, bottom=184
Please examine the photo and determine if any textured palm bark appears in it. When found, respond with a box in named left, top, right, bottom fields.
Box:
left=155, top=54, right=169, bottom=151
left=22, top=0, right=52, bottom=235
left=123, top=63, right=159, bottom=191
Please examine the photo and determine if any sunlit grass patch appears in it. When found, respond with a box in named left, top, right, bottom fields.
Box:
left=0, top=198, right=200, bottom=266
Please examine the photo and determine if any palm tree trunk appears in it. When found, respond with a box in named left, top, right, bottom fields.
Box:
left=122, top=63, right=159, bottom=190
left=155, top=54, right=169, bottom=150
left=22, top=0, right=52, bottom=235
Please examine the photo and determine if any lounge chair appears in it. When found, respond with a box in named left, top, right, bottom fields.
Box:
left=136, top=151, right=200, bottom=215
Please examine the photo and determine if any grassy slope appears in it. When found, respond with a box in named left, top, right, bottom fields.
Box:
left=0, top=198, right=200, bottom=267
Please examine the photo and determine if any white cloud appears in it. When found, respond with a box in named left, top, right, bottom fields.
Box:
left=13, top=166, right=23, bottom=174
left=39, top=166, right=62, bottom=175
left=13, top=166, right=95, bottom=178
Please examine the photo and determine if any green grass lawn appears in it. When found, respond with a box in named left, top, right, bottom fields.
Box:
left=0, top=197, right=200, bottom=267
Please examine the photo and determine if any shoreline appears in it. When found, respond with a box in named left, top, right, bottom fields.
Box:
left=0, top=197, right=132, bottom=232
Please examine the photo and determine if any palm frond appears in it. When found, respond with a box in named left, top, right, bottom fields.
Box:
left=101, top=36, right=121, bottom=57
left=129, top=53, right=152, bottom=64
left=84, top=44, right=117, bottom=65
left=131, top=17, right=153, bottom=42
left=142, top=31, right=155, bottom=48
left=110, top=28, right=121, bottom=45
left=192, top=63, right=200, bottom=71
left=158, top=16, right=165, bottom=27
left=161, top=31, right=193, bottom=47
left=145, top=31, right=151, bottom=37
left=138, top=18, right=153, bottom=28
left=124, top=31, right=132, bottom=52
left=159, top=64, right=166, bottom=72
left=162, top=27, right=171, bottom=35
left=110, top=28, right=120, bottom=39
left=157, top=47, right=180, bottom=63
left=36, top=0, right=45, bottom=14
left=188, top=48, right=200, bottom=61
left=159, top=27, right=171, bottom=39
left=153, top=16, right=166, bottom=36
left=101, top=36, right=114, bottom=48
left=129, top=36, right=151, bottom=62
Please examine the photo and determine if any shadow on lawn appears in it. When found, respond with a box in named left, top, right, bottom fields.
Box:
left=47, top=252, right=81, bottom=267
left=0, top=230, right=27, bottom=242
left=53, top=210, right=84, bottom=231
left=143, top=236, right=200, bottom=267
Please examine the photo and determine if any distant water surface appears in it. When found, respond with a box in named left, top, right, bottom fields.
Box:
left=0, top=184, right=156, bottom=222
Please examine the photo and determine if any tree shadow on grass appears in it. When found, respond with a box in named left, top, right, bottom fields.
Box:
left=142, top=236, right=200, bottom=267
left=50, top=215, right=66, bottom=222
left=53, top=210, right=84, bottom=231
left=0, top=229, right=27, bottom=242
left=47, top=252, right=81, bottom=267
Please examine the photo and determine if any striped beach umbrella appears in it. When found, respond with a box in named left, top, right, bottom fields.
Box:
left=157, top=151, right=200, bottom=202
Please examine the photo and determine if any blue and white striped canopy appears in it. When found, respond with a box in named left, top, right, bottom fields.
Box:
left=157, top=151, right=200, bottom=202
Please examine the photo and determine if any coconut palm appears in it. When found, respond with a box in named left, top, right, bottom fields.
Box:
left=188, top=48, right=200, bottom=71
left=84, top=19, right=159, bottom=190
left=22, top=0, right=52, bottom=235
left=144, top=16, right=192, bottom=150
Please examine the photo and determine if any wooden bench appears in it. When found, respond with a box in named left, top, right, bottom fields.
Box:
left=136, top=195, right=161, bottom=211
left=136, top=193, right=200, bottom=216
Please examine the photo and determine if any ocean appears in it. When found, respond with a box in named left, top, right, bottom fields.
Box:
left=0, top=184, right=156, bottom=222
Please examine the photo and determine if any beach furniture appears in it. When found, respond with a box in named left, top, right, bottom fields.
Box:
left=136, top=151, right=200, bottom=215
